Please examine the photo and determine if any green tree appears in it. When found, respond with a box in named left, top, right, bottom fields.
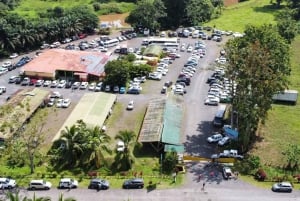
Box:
left=104, top=60, right=131, bottom=87
left=82, top=125, right=111, bottom=168
left=162, top=151, right=177, bottom=174
left=225, top=24, right=291, bottom=151
left=126, top=0, right=166, bottom=32
left=114, top=130, right=140, bottom=170
left=162, top=0, right=188, bottom=28
left=282, top=143, right=300, bottom=170
left=276, top=9, right=299, bottom=43
left=185, top=0, right=214, bottom=25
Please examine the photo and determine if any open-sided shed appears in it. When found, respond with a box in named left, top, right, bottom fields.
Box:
left=53, top=92, right=116, bottom=141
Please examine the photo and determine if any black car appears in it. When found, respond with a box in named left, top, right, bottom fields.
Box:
left=122, top=178, right=144, bottom=189
left=88, top=179, right=110, bottom=190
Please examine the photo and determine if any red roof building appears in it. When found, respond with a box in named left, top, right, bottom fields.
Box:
left=22, top=49, right=109, bottom=81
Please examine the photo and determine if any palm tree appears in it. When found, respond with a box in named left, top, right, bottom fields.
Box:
left=54, top=122, right=85, bottom=167
left=81, top=126, right=111, bottom=168
left=114, top=130, right=141, bottom=170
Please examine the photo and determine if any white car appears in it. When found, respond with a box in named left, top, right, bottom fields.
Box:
left=187, top=46, right=193, bottom=52
left=50, top=80, right=59, bottom=88
left=29, top=180, right=52, bottom=190
left=0, top=67, right=8, bottom=75
left=95, top=82, right=103, bottom=92
left=58, top=178, right=78, bottom=189
left=0, top=178, right=16, bottom=189
left=126, top=100, right=134, bottom=110
left=88, top=82, right=96, bottom=91
left=204, top=96, right=220, bottom=106
left=62, top=99, right=71, bottom=108
left=43, top=80, right=51, bottom=87
left=117, top=141, right=125, bottom=152
left=218, top=136, right=230, bottom=146
left=80, top=82, right=88, bottom=90
left=148, top=72, right=162, bottom=80
left=9, top=53, right=19, bottom=59
left=56, top=99, right=64, bottom=108
left=2, top=61, right=12, bottom=68
left=207, top=133, right=223, bottom=143
left=57, top=80, right=66, bottom=88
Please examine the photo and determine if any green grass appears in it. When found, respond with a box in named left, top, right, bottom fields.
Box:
left=205, top=0, right=280, bottom=32
left=12, top=0, right=135, bottom=19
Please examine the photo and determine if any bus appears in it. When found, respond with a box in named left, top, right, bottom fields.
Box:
left=146, top=37, right=178, bottom=46
left=103, top=39, right=119, bottom=48
left=162, top=42, right=179, bottom=50
left=213, top=104, right=227, bottom=127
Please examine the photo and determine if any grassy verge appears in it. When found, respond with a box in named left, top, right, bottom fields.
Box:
left=205, top=0, right=280, bottom=32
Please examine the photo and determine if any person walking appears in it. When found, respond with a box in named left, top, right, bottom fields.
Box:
left=202, top=182, right=206, bottom=191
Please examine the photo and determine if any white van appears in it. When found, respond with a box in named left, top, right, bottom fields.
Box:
left=192, top=30, right=200, bottom=38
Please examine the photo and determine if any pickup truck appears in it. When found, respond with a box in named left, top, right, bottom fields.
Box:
left=211, top=149, right=243, bottom=160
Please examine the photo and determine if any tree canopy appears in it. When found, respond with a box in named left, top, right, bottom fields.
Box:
left=225, top=24, right=291, bottom=151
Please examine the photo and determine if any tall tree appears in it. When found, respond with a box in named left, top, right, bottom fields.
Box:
left=185, top=0, right=214, bottom=26
left=114, top=130, right=140, bottom=170
left=225, top=24, right=291, bottom=151
left=82, top=125, right=111, bottom=168
left=162, top=0, right=188, bottom=28
left=126, top=0, right=166, bottom=32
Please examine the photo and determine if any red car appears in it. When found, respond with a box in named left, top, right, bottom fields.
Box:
left=79, top=33, right=87, bottom=39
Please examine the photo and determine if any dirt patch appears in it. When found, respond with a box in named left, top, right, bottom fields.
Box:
left=224, top=0, right=239, bottom=6
left=99, top=13, right=130, bottom=28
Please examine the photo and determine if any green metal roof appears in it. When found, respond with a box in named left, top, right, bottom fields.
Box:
left=143, top=45, right=162, bottom=57
left=161, top=95, right=184, bottom=152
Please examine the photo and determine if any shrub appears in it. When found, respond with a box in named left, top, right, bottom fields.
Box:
left=93, top=3, right=101, bottom=11
left=255, top=169, right=267, bottom=181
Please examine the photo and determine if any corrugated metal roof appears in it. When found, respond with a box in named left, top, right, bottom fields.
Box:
left=23, top=49, right=109, bottom=76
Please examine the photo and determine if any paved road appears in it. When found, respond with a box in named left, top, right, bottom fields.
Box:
left=1, top=35, right=299, bottom=200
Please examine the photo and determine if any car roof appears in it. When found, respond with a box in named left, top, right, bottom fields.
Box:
left=60, top=178, right=72, bottom=182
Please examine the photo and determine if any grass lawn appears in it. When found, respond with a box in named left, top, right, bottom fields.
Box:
left=205, top=0, right=280, bottom=32
left=12, top=0, right=135, bottom=19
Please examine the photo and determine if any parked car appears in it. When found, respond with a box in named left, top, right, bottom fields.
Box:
left=33, top=79, right=43, bottom=87
left=56, top=99, right=64, bottom=108
left=119, top=87, right=126, bottom=94
left=0, top=67, right=8, bottom=75
left=218, top=136, right=230, bottom=146
left=58, top=178, right=78, bottom=189
left=95, top=82, right=103, bottom=92
left=43, top=80, right=51, bottom=87
left=122, top=178, right=144, bottom=189
left=113, top=86, right=119, bottom=93
left=127, top=88, right=140, bottom=94
left=50, top=91, right=62, bottom=98
left=161, top=86, right=167, bottom=94
left=272, top=182, right=293, bottom=193
left=204, top=96, right=220, bottom=106
left=8, top=76, right=19, bottom=83
left=57, top=80, right=66, bottom=88
left=50, top=80, right=59, bottom=88
left=9, top=53, right=19, bottom=59
left=207, top=133, right=223, bottom=143
left=28, top=180, right=52, bottom=190
left=47, top=98, right=55, bottom=107
left=80, top=82, right=88, bottom=90
left=0, top=86, right=6, bottom=95
left=88, top=82, right=96, bottom=91
left=62, top=99, right=71, bottom=108
left=105, top=85, right=111, bottom=92
left=72, top=82, right=80, bottom=89
left=88, top=178, right=110, bottom=190
left=65, top=81, right=73, bottom=89
left=0, top=178, right=16, bottom=189
left=127, top=100, right=134, bottom=110
left=222, top=167, right=234, bottom=180
left=2, top=61, right=12, bottom=68
left=116, top=141, right=125, bottom=152
left=21, top=77, right=30, bottom=86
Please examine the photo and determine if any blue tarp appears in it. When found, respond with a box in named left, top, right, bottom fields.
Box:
left=224, top=128, right=239, bottom=140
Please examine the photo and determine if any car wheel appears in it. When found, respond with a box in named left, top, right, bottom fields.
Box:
left=45, top=187, right=50, bottom=190
left=31, top=187, right=35, bottom=190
